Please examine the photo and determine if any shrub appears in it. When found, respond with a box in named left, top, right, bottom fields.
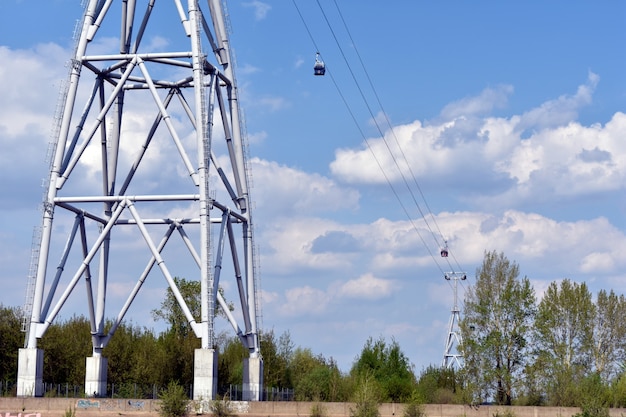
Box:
left=492, top=409, right=515, bottom=417
left=310, top=402, right=327, bottom=417
left=573, top=404, right=610, bottom=417
left=63, top=406, right=76, bottom=417
left=402, top=402, right=424, bottom=417
left=402, top=391, right=425, bottom=417
left=158, top=381, right=189, bottom=417
left=350, top=374, right=381, bottom=417
left=209, top=394, right=236, bottom=417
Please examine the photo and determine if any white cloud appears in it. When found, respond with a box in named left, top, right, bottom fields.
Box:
left=274, top=273, right=397, bottom=318
left=237, top=63, right=261, bottom=75
left=439, top=84, right=513, bottom=120
left=517, top=71, right=599, bottom=131
left=0, top=44, right=65, bottom=138
left=280, top=286, right=330, bottom=316
left=257, top=96, right=290, bottom=112
left=334, top=273, right=396, bottom=300
left=250, top=158, right=360, bottom=215
left=368, top=111, right=391, bottom=128
left=246, top=130, right=268, bottom=145
left=261, top=289, right=279, bottom=304
left=330, top=74, right=626, bottom=210
left=261, top=217, right=358, bottom=275
left=242, top=1, right=271, bottom=21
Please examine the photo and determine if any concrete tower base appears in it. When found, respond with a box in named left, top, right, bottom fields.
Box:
left=85, top=355, right=108, bottom=397
left=17, top=348, right=44, bottom=397
left=243, top=356, right=264, bottom=401
left=193, top=348, right=218, bottom=400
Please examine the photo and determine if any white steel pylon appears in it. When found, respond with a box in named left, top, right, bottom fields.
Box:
left=17, top=0, right=262, bottom=400
left=442, top=272, right=466, bottom=369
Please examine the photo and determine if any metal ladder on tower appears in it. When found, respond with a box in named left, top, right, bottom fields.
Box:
left=21, top=226, right=42, bottom=337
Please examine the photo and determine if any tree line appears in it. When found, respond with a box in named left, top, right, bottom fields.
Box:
left=1, top=252, right=626, bottom=411
left=0, top=304, right=420, bottom=402
left=460, top=250, right=626, bottom=411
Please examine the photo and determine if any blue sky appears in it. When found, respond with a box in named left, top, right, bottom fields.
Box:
left=1, top=0, right=626, bottom=376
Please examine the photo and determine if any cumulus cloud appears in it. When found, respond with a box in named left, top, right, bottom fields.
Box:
left=517, top=71, right=599, bottom=132
left=250, top=158, right=360, bottom=215
left=439, top=84, right=514, bottom=120
left=0, top=44, right=68, bottom=140
left=311, top=230, right=361, bottom=253
left=329, top=73, right=625, bottom=210
left=280, top=286, right=330, bottom=316
left=261, top=217, right=359, bottom=275
left=275, top=273, right=397, bottom=318
left=258, top=202, right=626, bottom=297
left=335, top=273, right=397, bottom=300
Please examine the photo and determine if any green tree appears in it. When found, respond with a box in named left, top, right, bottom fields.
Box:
left=0, top=305, right=23, bottom=382
left=460, top=250, right=536, bottom=405
left=516, top=360, right=545, bottom=406
left=277, top=330, right=295, bottom=386
left=217, top=334, right=247, bottom=392
left=593, top=290, right=626, bottom=381
left=290, top=348, right=324, bottom=392
left=609, top=366, right=626, bottom=408
left=350, top=337, right=415, bottom=402
left=350, top=371, right=382, bottom=417
left=532, top=279, right=595, bottom=406
left=151, top=277, right=237, bottom=388
left=157, top=329, right=199, bottom=387
left=129, top=327, right=168, bottom=386
left=39, top=315, right=91, bottom=384
left=260, top=329, right=291, bottom=388
left=151, top=277, right=233, bottom=338
left=104, top=321, right=138, bottom=384
left=152, top=277, right=201, bottom=338
left=290, top=348, right=348, bottom=401
left=576, top=372, right=611, bottom=413
left=414, top=365, right=460, bottom=404
left=104, top=321, right=167, bottom=388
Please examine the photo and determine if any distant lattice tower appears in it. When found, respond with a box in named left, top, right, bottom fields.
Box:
left=442, top=272, right=466, bottom=369
left=17, top=0, right=262, bottom=400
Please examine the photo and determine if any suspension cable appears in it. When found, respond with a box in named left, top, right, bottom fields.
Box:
left=293, top=0, right=467, bottom=277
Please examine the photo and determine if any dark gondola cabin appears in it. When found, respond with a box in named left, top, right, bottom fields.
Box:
left=440, top=248, right=448, bottom=257
left=314, top=52, right=325, bottom=76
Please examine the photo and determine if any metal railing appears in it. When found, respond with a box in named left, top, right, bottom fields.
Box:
left=0, top=381, right=294, bottom=401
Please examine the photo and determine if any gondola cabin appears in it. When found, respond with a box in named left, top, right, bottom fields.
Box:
left=314, top=52, right=325, bottom=76
left=440, top=247, right=448, bottom=257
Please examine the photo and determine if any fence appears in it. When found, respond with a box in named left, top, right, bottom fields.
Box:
left=0, top=381, right=294, bottom=401
left=0, top=381, right=15, bottom=397
left=223, top=385, right=294, bottom=401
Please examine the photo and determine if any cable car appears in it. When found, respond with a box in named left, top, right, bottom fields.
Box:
left=440, top=242, right=449, bottom=258
left=314, top=52, right=325, bottom=76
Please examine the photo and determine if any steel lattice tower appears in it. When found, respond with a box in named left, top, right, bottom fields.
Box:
left=17, top=0, right=263, bottom=400
left=442, top=272, right=466, bottom=369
